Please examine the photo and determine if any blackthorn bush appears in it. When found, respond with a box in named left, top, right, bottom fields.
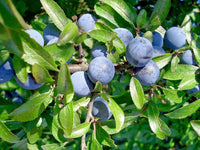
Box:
left=25, top=29, right=44, bottom=46
left=180, top=50, right=194, bottom=65
left=92, top=97, right=112, bottom=122
left=43, top=23, right=61, bottom=43
left=114, top=28, right=134, bottom=47
left=71, top=71, right=94, bottom=97
left=0, top=59, right=14, bottom=84
left=77, top=13, right=97, bottom=32
left=88, top=57, right=115, bottom=85
left=14, top=74, right=44, bottom=90
left=126, top=37, right=153, bottom=67
left=135, top=60, right=160, bottom=86
left=152, top=31, right=163, bottom=47
left=164, top=26, right=186, bottom=50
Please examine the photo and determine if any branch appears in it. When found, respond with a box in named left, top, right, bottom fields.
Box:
left=81, top=95, right=95, bottom=150
left=68, top=62, right=89, bottom=74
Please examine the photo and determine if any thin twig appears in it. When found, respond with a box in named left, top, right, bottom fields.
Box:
left=81, top=94, right=95, bottom=150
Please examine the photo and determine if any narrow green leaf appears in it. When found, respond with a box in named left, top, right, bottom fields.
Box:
left=136, top=9, right=147, bottom=28
left=92, top=81, right=103, bottom=93
left=57, top=22, right=78, bottom=46
left=0, top=23, right=23, bottom=57
left=10, top=86, right=53, bottom=122
left=59, top=102, right=73, bottom=135
left=64, top=122, right=91, bottom=139
left=163, top=64, right=199, bottom=80
left=0, top=50, right=10, bottom=66
left=165, top=99, right=200, bottom=119
left=57, top=63, right=74, bottom=104
left=101, top=116, right=135, bottom=134
left=148, top=15, right=161, bottom=31
left=153, top=53, right=172, bottom=69
left=150, top=0, right=171, bottom=23
left=170, top=55, right=179, bottom=72
left=129, top=77, right=145, bottom=109
left=27, top=128, right=41, bottom=144
left=95, top=22, right=113, bottom=32
left=89, top=29, right=117, bottom=43
left=112, top=36, right=126, bottom=54
left=148, top=101, right=170, bottom=139
left=163, top=88, right=185, bottom=103
left=74, top=33, right=87, bottom=44
left=143, top=31, right=153, bottom=43
left=0, top=121, right=20, bottom=143
left=101, top=0, right=137, bottom=24
left=27, top=143, right=39, bottom=150
left=73, top=97, right=90, bottom=112
left=13, top=55, right=27, bottom=83
left=96, top=124, right=116, bottom=147
left=52, top=102, right=66, bottom=143
left=0, top=0, right=22, bottom=29
left=178, top=74, right=199, bottom=90
left=32, top=63, right=54, bottom=83
left=191, top=120, right=200, bottom=136
left=44, top=43, right=75, bottom=64
left=41, top=144, right=63, bottom=150
left=191, top=34, right=200, bottom=65
left=40, top=0, right=71, bottom=31
left=87, top=132, right=103, bottom=150
left=103, top=94, right=124, bottom=133
left=20, top=31, right=57, bottom=71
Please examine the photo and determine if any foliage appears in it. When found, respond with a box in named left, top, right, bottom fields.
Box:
left=0, top=0, right=200, bottom=149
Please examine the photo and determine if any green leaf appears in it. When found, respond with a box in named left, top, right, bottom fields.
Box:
left=191, top=34, right=200, bottom=65
left=0, top=121, right=20, bottom=143
left=57, top=63, right=74, bottom=104
left=0, top=78, right=19, bottom=90
left=163, top=88, right=185, bottom=103
left=148, top=15, right=161, bottom=31
left=10, top=86, right=53, bottom=122
left=152, top=53, right=172, bottom=69
left=170, top=55, right=179, bottom=72
left=57, top=22, right=78, bottom=46
left=191, top=120, right=200, bottom=136
left=178, top=74, right=199, bottom=90
left=112, top=36, right=126, bottom=54
left=163, top=64, right=199, bottom=80
left=96, top=124, right=116, bottom=147
left=40, top=0, right=71, bottom=31
left=0, top=0, right=29, bottom=29
left=41, top=144, right=63, bottom=150
left=0, top=50, right=10, bottom=66
left=129, top=77, right=145, bottom=109
left=89, top=29, right=117, bottom=43
left=103, top=94, right=124, bottom=133
left=0, top=23, right=23, bottom=57
left=74, top=33, right=87, bottom=44
left=0, top=105, right=18, bottom=121
left=44, top=43, right=75, bottom=64
left=13, top=55, right=27, bottom=83
left=27, top=143, right=39, bottom=150
left=59, top=102, right=73, bottom=135
left=73, top=97, right=90, bottom=112
left=165, top=99, right=200, bottom=119
left=95, top=22, right=113, bottom=32
left=148, top=101, right=170, bottom=139
left=101, top=116, right=135, bottom=134
left=143, top=31, right=153, bottom=43
left=20, top=31, right=57, bottom=71
left=87, top=132, right=103, bottom=150
left=101, top=0, right=137, bottom=24
left=136, top=9, right=147, bottom=28
left=64, top=122, right=91, bottom=139
left=94, top=3, right=131, bottom=28
left=32, top=63, right=54, bottom=83
left=150, top=0, right=171, bottom=24
left=52, top=102, right=66, bottom=143
left=92, top=81, right=103, bottom=93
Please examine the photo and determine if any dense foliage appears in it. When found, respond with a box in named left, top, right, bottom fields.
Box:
left=0, top=0, right=200, bottom=149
